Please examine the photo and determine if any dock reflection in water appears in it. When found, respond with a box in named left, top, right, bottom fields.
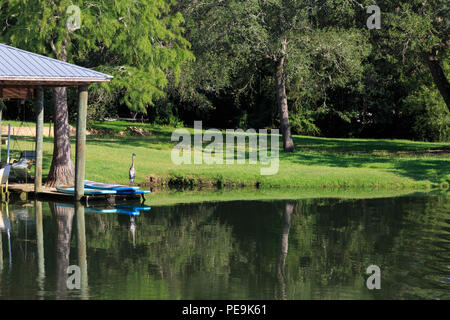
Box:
left=0, top=195, right=448, bottom=300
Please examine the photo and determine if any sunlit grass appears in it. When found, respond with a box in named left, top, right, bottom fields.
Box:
left=1, top=120, right=449, bottom=190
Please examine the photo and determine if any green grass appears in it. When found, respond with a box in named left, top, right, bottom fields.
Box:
left=2, top=120, right=450, bottom=191
left=1, top=120, right=52, bottom=127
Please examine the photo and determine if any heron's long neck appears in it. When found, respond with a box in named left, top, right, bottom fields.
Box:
left=132, top=156, right=135, bottom=166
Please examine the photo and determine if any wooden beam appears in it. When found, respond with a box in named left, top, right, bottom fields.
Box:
left=0, top=77, right=111, bottom=82
left=75, top=86, right=88, bottom=201
left=0, top=78, right=110, bottom=88
left=34, top=87, right=44, bottom=193
left=0, top=88, right=34, bottom=99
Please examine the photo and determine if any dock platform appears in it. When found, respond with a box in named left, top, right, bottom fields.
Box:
left=4, top=183, right=145, bottom=204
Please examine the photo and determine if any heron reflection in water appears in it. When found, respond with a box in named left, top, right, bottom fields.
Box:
left=129, top=153, right=136, bottom=185
left=130, top=216, right=136, bottom=248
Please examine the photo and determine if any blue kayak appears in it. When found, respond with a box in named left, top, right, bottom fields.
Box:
left=116, top=190, right=151, bottom=195
left=85, top=207, right=141, bottom=216
left=85, top=207, right=120, bottom=214
left=84, top=180, right=140, bottom=192
left=57, top=204, right=151, bottom=216
left=116, top=204, right=151, bottom=212
left=56, top=185, right=117, bottom=195
left=86, top=204, right=151, bottom=215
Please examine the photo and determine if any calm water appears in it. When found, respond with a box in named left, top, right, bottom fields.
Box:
left=0, top=194, right=448, bottom=300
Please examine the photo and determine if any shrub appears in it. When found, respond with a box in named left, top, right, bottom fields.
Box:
left=402, top=85, right=450, bottom=142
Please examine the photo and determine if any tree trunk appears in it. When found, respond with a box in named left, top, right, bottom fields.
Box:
left=45, top=38, right=75, bottom=187
left=426, top=48, right=450, bottom=111
left=276, top=37, right=295, bottom=152
left=50, top=202, right=74, bottom=299
left=45, top=86, right=75, bottom=187
left=276, top=201, right=294, bottom=300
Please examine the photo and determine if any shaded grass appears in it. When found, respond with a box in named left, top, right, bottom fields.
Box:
left=89, top=120, right=162, bottom=132
left=2, top=121, right=449, bottom=190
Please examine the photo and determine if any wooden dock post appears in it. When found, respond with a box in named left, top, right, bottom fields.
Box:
left=0, top=205, right=3, bottom=273
left=35, top=87, right=44, bottom=193
left=35, top=200, right=45, bottom=288
left=0, top=100, right=3, bottom=162
left=76, top=202, right=88, bottom=298
left=75, top=86, right=88, bottom=201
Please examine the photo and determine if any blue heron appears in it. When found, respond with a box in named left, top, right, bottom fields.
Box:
left=129, top=153, right=136, bottom=185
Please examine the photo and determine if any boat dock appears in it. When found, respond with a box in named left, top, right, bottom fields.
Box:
left=3, top=183, right=145, bottom=204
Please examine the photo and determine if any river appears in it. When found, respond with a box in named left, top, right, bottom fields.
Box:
left=0, top=192, right=448, bottom=300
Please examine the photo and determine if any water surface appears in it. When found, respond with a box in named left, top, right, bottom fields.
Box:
left=0, top=193, right=448, bottom=300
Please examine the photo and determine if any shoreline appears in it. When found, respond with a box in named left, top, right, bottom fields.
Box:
left=141, top=173, right=447, bottom=191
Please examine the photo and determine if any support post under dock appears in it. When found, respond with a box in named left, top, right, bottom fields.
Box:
left=76, top=202, right=89, bottom=298
left=0, top=101, right=3, bottom=162
left=75, top=86, right=88, bottom=201
left=35, top=87, right=44, bottom=193
left=35, top=200, right=45, bottom=288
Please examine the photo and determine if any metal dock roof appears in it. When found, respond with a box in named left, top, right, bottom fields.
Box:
left=0, top=43, right=113, bottom=85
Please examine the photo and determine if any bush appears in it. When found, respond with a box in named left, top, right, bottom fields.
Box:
left=289, top=101, right=321, bottom=136
left=402, top=85, right=450, bottom=142
left=86, top=84, right=118, bottom=130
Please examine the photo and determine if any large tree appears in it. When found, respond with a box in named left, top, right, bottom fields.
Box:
left=1, top=0, right=193, bottom=186
left=176, top=0, right=304, bottom=151
left=391, top=0, right=449, bottom=111
left=356, top=0, right=450, bottom=110
left=175, top=0, right=370, bottom=150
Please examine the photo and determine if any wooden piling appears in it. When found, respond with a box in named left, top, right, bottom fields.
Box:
left=0, top=205, right=3, bottom=273
left=75, top=86, right=88, bottom=201
left=35, top=200, right=45, bottom=288
left=76, top=202, right=89, bottom=298
left=0, top=100, right=2, bottom=162
left=35, top=87, right=44, bottom=193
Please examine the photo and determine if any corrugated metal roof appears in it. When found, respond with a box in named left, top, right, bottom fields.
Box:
left=0, top=43, right=113, bottom=81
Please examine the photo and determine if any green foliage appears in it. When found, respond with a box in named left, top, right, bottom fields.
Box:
left=403, top=85, right=450, bottom=141
left=289, top=100, right=321, bottom=136
left=1, top=0, right=449, bottom=141
left=152, top=101, right=184, bottom=127
left=1, top=0, right=194, bottom=114
left=287, top=28, right=370, bottom=97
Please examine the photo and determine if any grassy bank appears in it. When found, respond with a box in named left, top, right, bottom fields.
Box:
left=2, top=120, right=450, bottom=190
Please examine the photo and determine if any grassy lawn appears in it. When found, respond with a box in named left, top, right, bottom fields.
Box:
left=1, top=120, right=449, bottom=190
left=1, top=120, right=53, bottom=127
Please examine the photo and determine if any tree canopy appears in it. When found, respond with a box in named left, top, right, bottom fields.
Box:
left=1, top=0, right=194, bottom=113
left=1, top=0, right=448, bottom=142
left=0, top=0, right=194, bottom=185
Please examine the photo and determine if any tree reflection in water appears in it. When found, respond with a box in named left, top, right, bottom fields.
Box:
left=0, top=195, right=448, bottom=300
left=50, top=202, right=74, bottom=299
left=276, top=201, right=294, bottom=300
